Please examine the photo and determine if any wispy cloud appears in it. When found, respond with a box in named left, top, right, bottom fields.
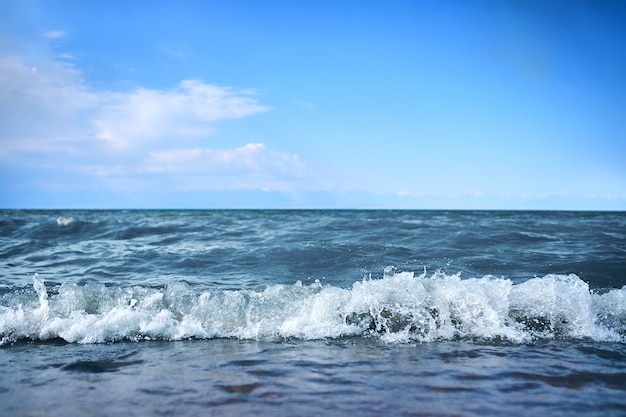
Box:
left=0, top=57, right=268, bottom=152
left=292, top=100, right=315, bottom=109
left=140, top=143, right=309, bottom=191
left=56, top=53, right=77, bottom=61
left=44, top=30, right=66, bottom=39
left=160, top=43, right=192, bottom=61
left=144, top=143, right=304, bottom=174
left=0, top=56, right=308, bottom=194
left=93, top=80, right=269, bottom=150
left=0, top=56, right=97, bottom=154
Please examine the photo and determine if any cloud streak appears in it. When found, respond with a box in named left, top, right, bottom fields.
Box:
left=44, top=30, right=66, bottom=39
left=140, top=143, right=308, bottom=191
left=145, top=143, right=304, bottom=174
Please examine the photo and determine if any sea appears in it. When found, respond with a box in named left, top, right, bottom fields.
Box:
left=1, top=209, right=625, bottom=416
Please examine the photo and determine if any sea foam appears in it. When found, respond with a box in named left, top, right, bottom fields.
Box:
left=1, top=271, right=624, bottom=345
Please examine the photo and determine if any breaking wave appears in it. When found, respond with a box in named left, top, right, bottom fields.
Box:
left=1, top=270, right=624, bottom=345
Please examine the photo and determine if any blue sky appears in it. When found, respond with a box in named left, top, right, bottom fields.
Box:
left=1, top=0, right=624, bottom=209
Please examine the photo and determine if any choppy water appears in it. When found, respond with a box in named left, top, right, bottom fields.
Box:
left=1, top=210, right=625, bottom=416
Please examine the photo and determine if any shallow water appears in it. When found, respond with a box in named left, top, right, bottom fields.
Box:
left=3, top=338, right=626, bottom=417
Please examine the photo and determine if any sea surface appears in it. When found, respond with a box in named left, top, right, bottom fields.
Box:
left=1, top=210, right=625, bottom=416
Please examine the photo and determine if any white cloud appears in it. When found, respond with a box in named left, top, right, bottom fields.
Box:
left=145, top=143, right=303, bottom=173
left=0, top=56, right=97, bottom=155
left=93, top=80, right=269, bottom=150
left=0, top=57, right=269, bottom=152
left=137, top=143, right=308, bottom=191
left=0, top=55, right=312, bottom=194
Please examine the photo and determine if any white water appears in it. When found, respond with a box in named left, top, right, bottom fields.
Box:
left=1, top=271, right=624, bottom=345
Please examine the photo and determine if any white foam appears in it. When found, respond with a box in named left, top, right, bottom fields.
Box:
left=56, top=216, right=75, bottom=227
left=1, top=271, right=624, bottom=345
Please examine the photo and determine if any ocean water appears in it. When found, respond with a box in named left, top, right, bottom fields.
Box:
left=1, top=209, right=625, bottom=416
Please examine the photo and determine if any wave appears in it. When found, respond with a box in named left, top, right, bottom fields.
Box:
left=1, top=270, right=624, bottom=345
left=56, top=216, right=76, bottom=227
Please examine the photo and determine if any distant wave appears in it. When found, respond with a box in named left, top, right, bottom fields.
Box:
left=56, top=216, right=76, bottom=227
left=1, top=271, right=624, bottom=345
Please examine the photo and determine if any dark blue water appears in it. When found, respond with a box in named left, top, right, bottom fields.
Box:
left=1, top=210, right=625, bottom=416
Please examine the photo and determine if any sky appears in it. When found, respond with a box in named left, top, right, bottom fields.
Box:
left=0, top=0, right=625, bottom=210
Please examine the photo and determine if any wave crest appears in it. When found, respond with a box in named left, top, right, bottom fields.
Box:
left=1, top=271, right=624, bottom=345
